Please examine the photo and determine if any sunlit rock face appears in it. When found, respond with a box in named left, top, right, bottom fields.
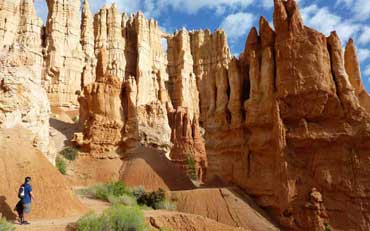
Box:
left=1, top=0, right=370, bottom=230
left=43, top=0, right=84, bottom=107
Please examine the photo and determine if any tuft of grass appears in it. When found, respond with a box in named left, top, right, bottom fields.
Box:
left=56, top=157, right=67, bottom=175
left=0, top=217, right=15, bottom=231
left=60, top=146, right=78, bottom=161
left=76, top=205, right=147, bottom=231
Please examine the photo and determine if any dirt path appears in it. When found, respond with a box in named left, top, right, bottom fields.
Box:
left=16, top=197, right=110, bottom=231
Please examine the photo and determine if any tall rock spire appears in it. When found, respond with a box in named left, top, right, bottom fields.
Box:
left=81, top=0, right=96, bottom=87
left=43, top=0, right=84, bottom=107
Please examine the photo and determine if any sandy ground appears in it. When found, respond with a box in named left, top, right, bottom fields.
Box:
left=15, top=196, right=110, bottom=231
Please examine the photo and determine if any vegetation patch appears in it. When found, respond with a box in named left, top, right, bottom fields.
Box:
left=76, top=205, right=147, bottom=231
left=78, top=182, right=176, bottom=210
left=60, top=146, right=78, bottom=161
left=0, top=217, right=15, bottom=231
left=56, top=156, right=67, bottom=175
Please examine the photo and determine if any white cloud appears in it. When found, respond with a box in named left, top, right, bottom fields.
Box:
left=301, top=4, right=361, bottom=42
left=301, top=5, right=341, bottom=35
left=365, top=65, right=370, bottom=76
left=220, top=12, right=255, bottom=42
left=353, top=0, right=370, bottom=21
left=155, top=0, right=254, bottom=14
left=359, top=26, right=370, bottom=45
left=358, top=48, right=370, bottom=62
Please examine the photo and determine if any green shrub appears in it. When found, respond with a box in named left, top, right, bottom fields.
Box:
left=107, top=194, right=137, bottom=206
left=56, top=157, right=67, bottom=175
left=76, top=205, right=147, bottom=231
left=76, top=212, right=105, bottom=231
left=60, top=146, right=78, bottom=161
left=186, top=154, right=197, bottom=180
left=78, top=181, right=130, bottom=202
left=131, top=186, right=146, bottom=199
left=137, top=188, right=165, bottom=209
left=0, top=217, right=15, bottom=231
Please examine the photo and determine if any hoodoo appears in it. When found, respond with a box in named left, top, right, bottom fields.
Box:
left=0, top=0, right=369, bottom=230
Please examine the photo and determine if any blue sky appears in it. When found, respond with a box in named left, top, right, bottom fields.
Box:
left=35, top=0, right=370, bottom=92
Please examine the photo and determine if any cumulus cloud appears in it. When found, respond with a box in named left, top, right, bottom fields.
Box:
left=353, top=0, right=370, bottom=21
left=365, top=65, right=370, bottom=76
left=220, top=12, right=255, bottom=42
left=358, top=48, right=370, bottom=62
left=155, top=0, right=254, bottom=14
left=359, top=26, right=370, bottom=45
left=301, top=4, right=361, bottom=42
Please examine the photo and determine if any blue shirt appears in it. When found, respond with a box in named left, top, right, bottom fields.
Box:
left=22, top=183, right=32, bottom=204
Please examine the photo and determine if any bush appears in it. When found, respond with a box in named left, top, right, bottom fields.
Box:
left=76, top=205, right=147, bottom=231
left=131, top=186, right=146, bottom=199
left=137, top=188, right=165, bottom=209
left=78, top=181, right=130, bottom=202
left=56, top=157, right=67, bottom=175
left=60, top=146, right=78, bottom=161
left=0, top=217, right=15, bottom=231
left=186, top=155, right=197, bottom=180
left=107, top=194, right=137, bottom=206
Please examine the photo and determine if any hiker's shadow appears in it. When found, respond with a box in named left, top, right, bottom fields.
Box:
left=0, top=196, right=17, bottom=220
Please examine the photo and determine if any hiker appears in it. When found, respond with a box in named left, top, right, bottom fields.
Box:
left=15, top=176, right=35, bottom=225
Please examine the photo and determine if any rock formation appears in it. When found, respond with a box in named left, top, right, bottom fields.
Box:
left=81, top=0, right=96, bottom=87
left=0, top=0, right=370, bottom=230
left=43, top=0, right=84, bottom=107
left=77, top=49, right=124, bottom=157
left=0, top=47, right=55, bottom=163
left=71, top=2, right=370, bottom=229
left=0, top=0, right=56, bottom=163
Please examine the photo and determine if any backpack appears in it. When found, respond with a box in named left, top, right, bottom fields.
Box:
left=18, top=184, right=25, bottom=199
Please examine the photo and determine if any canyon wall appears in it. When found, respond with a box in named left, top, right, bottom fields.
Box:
left=43, top=0, right=84, bottom=107
left=1, top=0, right=370, bottom=230
left=0, top=0, right=55, bottom=163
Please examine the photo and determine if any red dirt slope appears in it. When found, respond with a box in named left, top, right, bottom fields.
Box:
left=171, top=188, right=280, bottom=231
left=0, top=127, right=87, bottom=220
left=120, top=146, right=195, bottom=191
left=146, top=210, right=248, bottom=231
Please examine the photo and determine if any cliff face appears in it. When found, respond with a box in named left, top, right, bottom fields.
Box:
left=1, top=0, right=370, bottom=230
left=234, top=1, right=370, bottom=230
left=43, top=0, right=84, bottom=107
left=0, top=0, right=54, bottom=163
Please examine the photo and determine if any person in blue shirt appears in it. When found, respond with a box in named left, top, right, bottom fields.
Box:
left=16, top=176, right=35, bottom=225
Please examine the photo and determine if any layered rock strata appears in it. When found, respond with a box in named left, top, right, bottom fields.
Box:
left=0, top=0, right=54, bottom=163
left=1, top=0, right=370, bottom=230
left=0, top=49, right=54, bottom=163
left=43, top=0, right=84, bottom=107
